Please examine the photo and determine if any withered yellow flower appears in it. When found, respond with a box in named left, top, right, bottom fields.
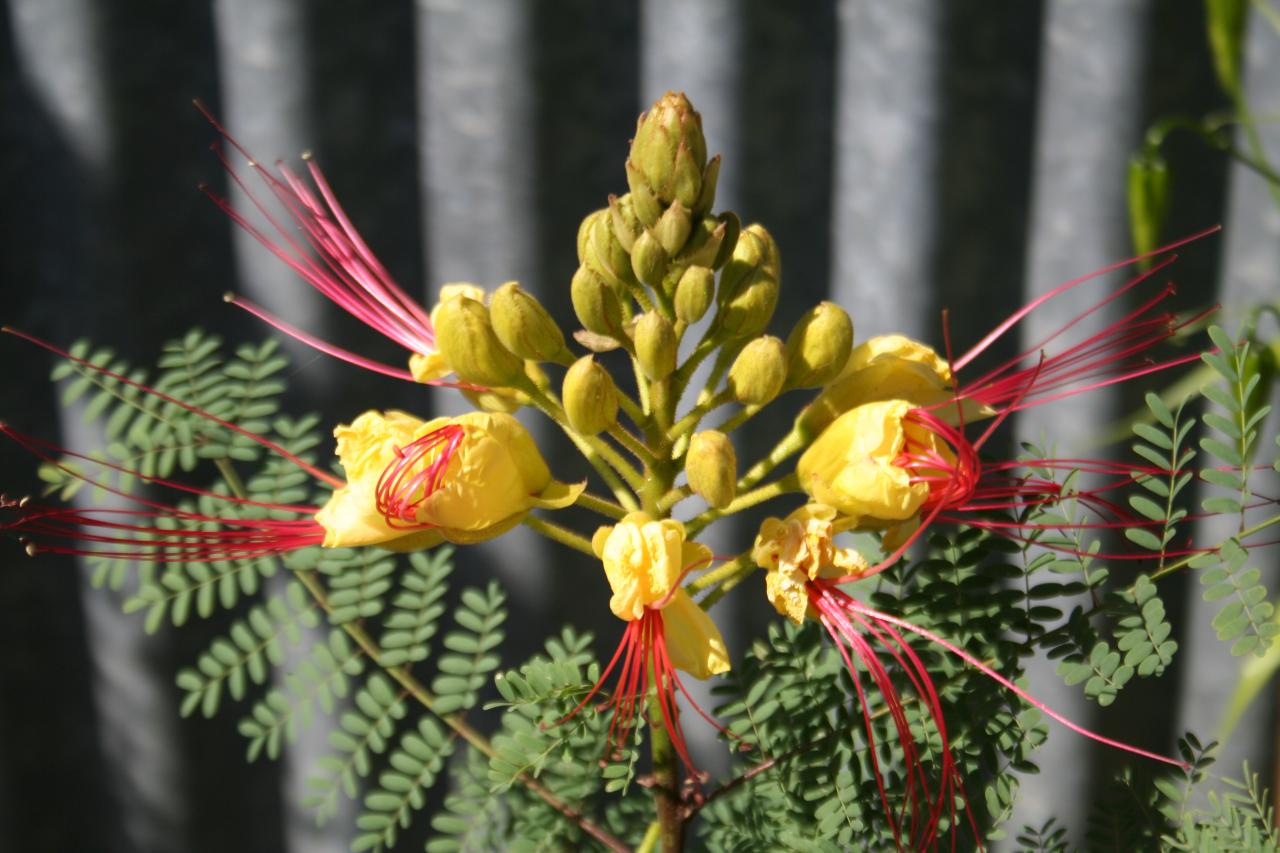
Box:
left=752, top=504, right=868, bottom=624
left=317, top=409, right=582, bottom=549
left=797, top=400, right=954, bottom=523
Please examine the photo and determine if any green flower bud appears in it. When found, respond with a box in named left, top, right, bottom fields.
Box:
left=489, top=281, right=569, bottom=363
left=625, top=159, right=663, bottom=227
left=677, top=216, right=727, bottom=269
left=728, top=335, right=787, bottom=405
left=571, top=265, right=625, bottom=338
left=674, top=266, right=715, bottom=324
left=562, top=356, right=618, bottom=436
left=784, top=301, right=854, bottom=389
left=628, top=91, right=708, bottom=210
left=577, top=209, right=607, bottom=264
left=686, top=430, right=736, bottom=509
left=630, top=229, right=669, bottom=289
left=695, top=155, right=721, bottom=217
left=586, top=213, right=638, bottom=290
left=654, top=200, right=693, bottom=257
left=608, top=194, right=641, bottom=253
left=635, top=310, right=677, bottom=380
left=434, top=294, right=525, bottom=387
left=714, top=224, right=779, bottom=339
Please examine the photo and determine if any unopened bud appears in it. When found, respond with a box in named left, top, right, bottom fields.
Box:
left=577, top=210, right=607, bottom=264
left=608, top=194, right=641, bottom=253
left=489, top=281, right=569, bottom=363
left=630, top=229, right=669, bottom=289
left=571, top=266, right=625, bottom=338
left=784, top=301, right=854, bottom=389
left=715, top=225, right=779, bottom=339
left=674, top=266, right=715, bottom=324
left=562, top=356, right=619, bottom=436
left=654, top=201, right=692, bottom=257
left=629, top=91, right=708, bottom=210
left=434, top=294, right=525, bottom=387
left=686, top=431, right=736, bottom=509
left=625, top=159, right=663, bottom=226
left=695, top=155, right=721, bottom=216
left=635, top=311, right=677, bottom=380
left=677, top=216, right=727, bottom=269
left=728, top=336, right=787, bottom=405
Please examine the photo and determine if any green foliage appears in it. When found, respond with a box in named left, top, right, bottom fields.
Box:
left=1199, top=325, right=1270, bottom=518
left=175, top=581, right=320, bottom=718
left=1196, top=538, right=1278, bottom=657
left=430, top=582, right=507, bottom=715
left=1015, top=818, right=1068, bottom=853
left=378, top=548, right=453, bottom=667
left=352, top=716, right=454, bottom=852
left=1165, top=764, right=1280, bottom=851
left=426, top=747, right=508, bottom=852
left=1126, top=392, right=1196, bottom=560
left=238, top=629, right=367, bottom=761
left=319, top=548, right=396, bottom=626
left=303, top=673, right=408, bottom=827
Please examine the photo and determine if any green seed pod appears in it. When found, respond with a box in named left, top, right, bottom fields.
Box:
left=728, top=335, right=787, bottom=405
left=674, top=265, right=715, bottom=324
left=562, top=356, right=619, bottom=436
left=434, top=293, right=525, bottom=387
left=686, top=430, right=736, bottom=509
left=489, top=281, right=569, bottom=363
left=571, top=265, right=625, bottom=338
left=784, top=301, right=854, bottom=389
left=628, top=91, right=708, bottom=209
left=634, top=310, right=678, bottom=381
left=630, top=229, right=669, bottom=289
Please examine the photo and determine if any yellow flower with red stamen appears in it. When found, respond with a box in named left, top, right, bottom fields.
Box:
left=797, top=399, right=955, bottom=523
left=316, top=410, right=582, bottom=549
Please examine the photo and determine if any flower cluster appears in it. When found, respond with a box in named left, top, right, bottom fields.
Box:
left=5, top=91, right=1242, bottom=849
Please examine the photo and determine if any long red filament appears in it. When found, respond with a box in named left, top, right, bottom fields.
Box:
left=374, top=425, right=465, bottom=528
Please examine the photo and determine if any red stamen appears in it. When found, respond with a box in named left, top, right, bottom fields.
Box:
left=374, top=424, right=465, bottom=528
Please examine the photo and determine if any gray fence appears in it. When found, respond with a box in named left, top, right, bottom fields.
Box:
left=2, top=1, right=1277, bottom=850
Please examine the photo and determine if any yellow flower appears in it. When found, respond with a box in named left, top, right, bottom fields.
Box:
left=316, top=409, right=582, bottom=548
left=408, top=283, right=487, bottom=383
left=752, top=504, right=868, bottom=624
left=591, top=512, right=728, bottom=677
left=799, top=334, right=992, bottom=439
left=797, top=400, right=953, bottom=523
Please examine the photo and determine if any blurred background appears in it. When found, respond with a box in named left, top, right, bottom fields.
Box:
left=1, top=1, right=1277, bottom=850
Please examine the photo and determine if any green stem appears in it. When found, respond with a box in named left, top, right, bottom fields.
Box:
left=713, top=403, right=762, bottom=437
left=636, top=821, right=661, bottom=853
left=666, top=389, right=732, bottom=443
left=1147, top=512, right=1280, bottom=583
left=657, top=485, right=693, bottom=514
left=687, top=553, right=751, bottom=596
left=609, top=422, right=657, bottom=467
left=737, top=426, right=806, bottom=492
left=526, top=384, right=645, bottom=500
left=648, top=698, right=685, bottom=852
left=576, top=491, right=629, bottom=521
left=524, top=515, right=597, bottom=557
left=686, top=474, right=800, bottom=537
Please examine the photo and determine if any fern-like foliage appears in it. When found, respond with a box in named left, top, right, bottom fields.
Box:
left=1195, top=538, right=1277, bottom=657
left=1126, top=392, right=1196, bottom=563
left=431, top=582, right=507, bottom=715
left=1199, top=325, right=1270, bottom=520
left=351, top=716, right=454, bottom=852
left=379, top=548, right=453, bottom=667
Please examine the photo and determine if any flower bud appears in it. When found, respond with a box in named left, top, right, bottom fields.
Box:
left=674, top=266, right=715, bottom=324
left=714, top=225, right=779, bottom=339
left=635, top=310, right=677, bottom=381
left=677, top=216, right=727, bottom=269
left=686, top=430, right=736, bottom=509
left=654, top=200, right=692, bottom=257
left=585, top=213, right=638, bottom=290
left=489, top=281, right=569, bottom=363
left=630, top=228, right=669, bottom=289
left=434, top=293, right=525, bottom=387
left=577, top=209, right=607, bottom=264
left=628, top=91, right=708, bottom=210
left=695, top=155, right=721, bottom=217
left=608, top=194, right=641, bottom=253
left=784, top=301, right=854, bottom=389
left=562, top=356, right=619, bottom=436
left=728, top=335, right=787, bottom=405
left=571, top=266, right=625, bottom=338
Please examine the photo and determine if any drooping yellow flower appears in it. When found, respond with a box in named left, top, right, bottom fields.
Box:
left=752, top=504, right=868, bottom=624
left=591, top=512, right=728, bottom=677
left=316, top=409, right=582, bottom=549
left=797, top=399, right=954, bottom=523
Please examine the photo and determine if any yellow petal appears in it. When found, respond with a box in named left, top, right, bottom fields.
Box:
left=529, top=479, right=586, bottom=510
left=408, top=351, right=453, bottom=384
left=661, top=590, right=730, bottom=678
